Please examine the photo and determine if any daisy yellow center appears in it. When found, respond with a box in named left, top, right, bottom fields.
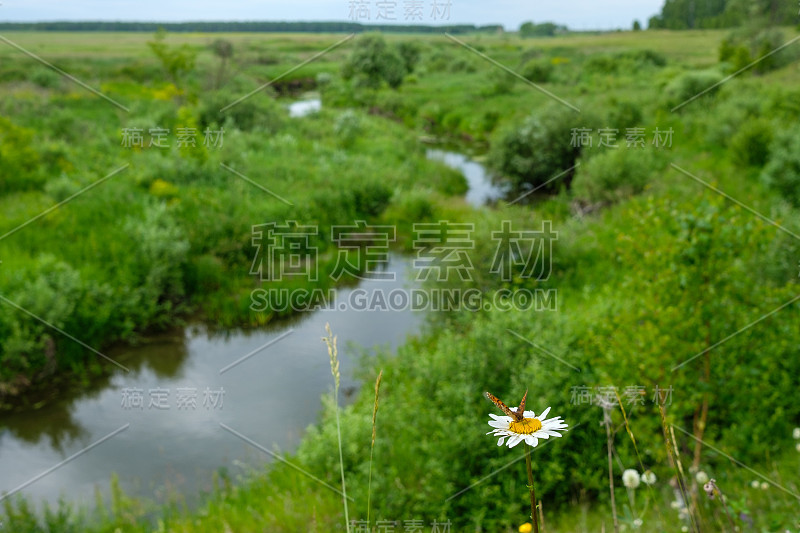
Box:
left=508, top=417, right=542, bottom=435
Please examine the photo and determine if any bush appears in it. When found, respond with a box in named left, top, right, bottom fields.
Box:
left=487, top=105, right=582, bottom=196
left=0, top=117, right=42, bottom=193
left=396, top=41, right=421, bottom=74
left=619, top=49, right=667, bottom=67
left=606, top=101, right=643, bottom=130
left=729, top=118, right=773, bottom=168
left=522, top=59, right=553, bottom=83
left=342, top=34, right=407, bottom=89
left=584, top=54, right=618, bottom=74
left=30, top=68, right=61, bottom=89
left=333, top=110, right=362, bottom=147
left=761, top=125, right=800, bottom=206
left=572, top=148, right=659, bottom=204
left=664, top=69, right=724, bottom=109
left=199, top=90, right=283, bottom=132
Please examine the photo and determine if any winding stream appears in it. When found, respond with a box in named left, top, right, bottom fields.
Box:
left=0, top=257, right=422, bottom=508
left=0, top=99, right=498, bottom=511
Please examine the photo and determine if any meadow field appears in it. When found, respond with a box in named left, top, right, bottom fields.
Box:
left=1, top=24, right=800, bottom=532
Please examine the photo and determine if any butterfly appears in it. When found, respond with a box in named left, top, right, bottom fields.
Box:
left=485, top=389, right=527, bottom=422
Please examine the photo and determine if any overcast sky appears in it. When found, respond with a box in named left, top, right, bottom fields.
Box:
left=1, top=0, right=665, bottom=30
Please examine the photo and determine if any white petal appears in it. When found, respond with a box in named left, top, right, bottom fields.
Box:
left=539, top=407, right=552, bottom=419
left=507, top=434, right=523, bottom=448
left=497, top=436, right=506, bottom=446
left=525, top=435, right=536, bottom=446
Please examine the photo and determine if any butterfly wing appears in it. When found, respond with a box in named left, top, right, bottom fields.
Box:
left=485, top=391, right=524, bottom=421
left=517, top=389, right=528, bottom=418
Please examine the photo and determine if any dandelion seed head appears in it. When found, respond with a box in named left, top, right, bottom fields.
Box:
left=750, top=480, right=760, bottom=489
left=703, top=481, right=716, bottom=499
left=633, top=518, right=643, bottom=529
left=695, top=471, right=709, bottom=485
left=760, top=482, right=769, bottom=490
left=641, top=470, right=656, bottom=485
left=793, top=427, right=800, bottom=439
left=622, top=469, right=640, bottom=489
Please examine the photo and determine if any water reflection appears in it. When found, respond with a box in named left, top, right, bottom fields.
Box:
left=0, top=256, right=422, bottom=509
left=426, top=149, right=505, bottom=207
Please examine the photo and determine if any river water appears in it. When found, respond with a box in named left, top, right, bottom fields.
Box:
left=0, top=99, right=498, bottom=511
left=0, top=258, right=422, bottom=508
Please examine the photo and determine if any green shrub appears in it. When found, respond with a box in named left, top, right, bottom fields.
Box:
left=351, top=179, right=393, bottom=217
left=30, top=68, right=61, bottom=89
left=333, top=109, right=362, bottom=147
left=342, top=34, right=406, bottom=89
left=572, top=148, right=659, bottom=204
left=396, top=41, right=421, bottom=74
left=618, top=49, right=667, bottom=67
left=0, top=117, right=42, bottom=193
left=487, top=105, right=582, bottom=196
left=761, top=125, right=800, bottom=206
left=522, top=59, right=553, bottom=83
left=199, top=90, right=283, bottom=132
left=584, top=54, right=618, bottom=74
left=664, top=69, right=724, bottom=108
left=729, top=118, right=773, bottom=168
left=606, top=101, right=643, bottom=130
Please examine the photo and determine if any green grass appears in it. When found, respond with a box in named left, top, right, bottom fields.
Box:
left=2, top=26, right=800, bottom=531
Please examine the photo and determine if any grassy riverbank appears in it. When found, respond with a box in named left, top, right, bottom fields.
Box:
left=3, top=25, right=800, bottom=531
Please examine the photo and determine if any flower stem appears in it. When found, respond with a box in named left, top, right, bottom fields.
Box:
left=524, top=443, right=540, bottom=533
left=603, top=407, right=620, bottom=533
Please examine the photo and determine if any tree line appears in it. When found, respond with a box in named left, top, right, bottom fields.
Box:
left=0, top=21, right=503, bottom=33
left=648, top=0, right=798, bottom=29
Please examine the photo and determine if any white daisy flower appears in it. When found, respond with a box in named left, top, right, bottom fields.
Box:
left=485, top=406, right=568, bottom=448
left=622, top=469, right=641, bottom=489
left=642, top=470, right=657, bottom=485
left=695, top=471, right=709, bottom=485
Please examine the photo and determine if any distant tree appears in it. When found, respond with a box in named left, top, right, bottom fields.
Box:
left=147, top=29, right=196, bottom=92
left=519, top=21, right=536, bottom=37
left=519, top=21, right=565, bottom=37
left=211, top=39, right=233, bottom=89
left=633, top=19, right=642, bottom=31
left=651, top=0, right=796, bottom=29
left=342, top=34, right=406, bottom=89
left=396, top=41, right=421, bottom=74
left=487, top=105, right=583, bottom=196
left=648, top=15, right=664, bottom=29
